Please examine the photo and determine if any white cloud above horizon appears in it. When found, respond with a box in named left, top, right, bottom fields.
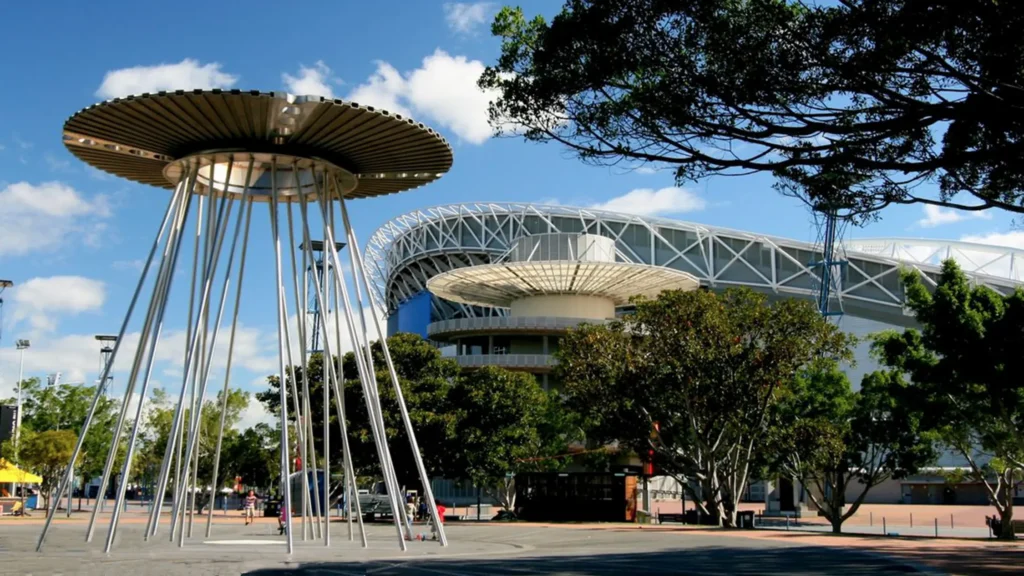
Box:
left=590, top=187, right=707, bottom=217
left=444, top=2, right=495, bottom=34
left=0, top=181, right=112, bottom=256
left=345, top=49, right=497, bottom=144
left=96, top=59, right=238, bottom=99
left=10, top=276, right=106, bottom=332
left=917, top=204, right=992, bottom=228
left=282, top=61, right=340, bottom=99
left=960, top=230, right=1024, bottom=250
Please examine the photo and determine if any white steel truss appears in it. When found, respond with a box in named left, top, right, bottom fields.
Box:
left=366, top=203, right=1024, bottom=328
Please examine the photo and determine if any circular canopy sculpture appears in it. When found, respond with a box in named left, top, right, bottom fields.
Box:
left=39, top=91, right=450, bottom=555
left=427, top=233, right=700, bottom=320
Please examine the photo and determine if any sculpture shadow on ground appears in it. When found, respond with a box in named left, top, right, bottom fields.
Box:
left=242, top=546, right=922, bottom=575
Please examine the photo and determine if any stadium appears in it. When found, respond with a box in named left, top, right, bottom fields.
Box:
left=366, top=202, right=1024, bottom=516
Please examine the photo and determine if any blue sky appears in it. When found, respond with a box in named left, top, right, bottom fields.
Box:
left=0, top=1, right=1021, bottom=428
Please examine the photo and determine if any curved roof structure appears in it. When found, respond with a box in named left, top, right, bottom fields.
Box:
left=427, top=261, right=701, bottom=308
left=366, top=203, right=1024, bottom=328
left=62, top=90, right=453, bottom=198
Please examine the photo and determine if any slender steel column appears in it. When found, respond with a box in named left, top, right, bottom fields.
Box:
left=205, top=163, right=256, bottom=537
left=35, top=175, right=188, bottom=552
left=103, top=165, right=198, bottom=553
left=287, top=195, right=322, bottom=540
left=176, top=178, right=236, bottom=544
left=314, top=186, right=406, bottom=550
left=176, top=198, right=243, bottom=545
left=85, top=170, right=196, bottom=543
left=333, top=186, right=414, bottom=540
left=269, top=162, right=295, bottom=553
left=339, top=191, right=448, bottom=546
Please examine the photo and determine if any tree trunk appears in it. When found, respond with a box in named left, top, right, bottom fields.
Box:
left=995, top=477, right=1016, bottom=541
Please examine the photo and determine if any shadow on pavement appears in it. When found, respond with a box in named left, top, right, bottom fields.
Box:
left=243, top=547, right=922, bottom=575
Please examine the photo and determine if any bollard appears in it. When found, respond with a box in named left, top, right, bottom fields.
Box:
left=934, top=517, right=938, bottom=538
left=951, top=514, right=954, bottom=530
left=870, top=511, right=873, bottom=526
left=910, top=513, right=913, bottom=528
left=883, top=517, right=887, bottom=535
left=786, top=515, right=790, bottom=531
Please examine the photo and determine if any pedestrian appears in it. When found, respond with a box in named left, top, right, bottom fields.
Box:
left=430, top=500, right=446, bottom=541
left=418, top=498, right=427, bottom=521
left=278, top=502, right=289, bottom=535
left=243, top=490, right=258, bottom=526
left=406, top=496, right=417, bottom=524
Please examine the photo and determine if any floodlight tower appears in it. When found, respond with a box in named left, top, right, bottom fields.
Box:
left=95, top=335, right=117, bottom=394
left=300, top=240, right=345, bottom=354
left=0, top=280, right=11, bottom=348
left=37, top=90, right=453, bottom=555
left=809, top=205, right=849, bottom=318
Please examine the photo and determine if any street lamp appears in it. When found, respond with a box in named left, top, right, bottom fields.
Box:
left=15, top=339, right=30, bottom=448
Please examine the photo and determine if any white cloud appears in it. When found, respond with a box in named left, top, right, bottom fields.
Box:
left=236, top=400, right=275, bottom=431
left=961, top=230, right=1024, bottom=250
left=917, top=204, right=992, bottom=228
left=112, top=259, right=145, bottom=272
left=590, top=187, right=707, bottom=217
left=96, top=59, right=238, bottom=99
left=282, top=61, right=340, bottom=99
left=444, top=2, right=495, bottom=34
left=0, top=181, right=112, bottom=256
left=10, top=276, right=106, bottom=332
left=346, top=49, right=497, bottom=144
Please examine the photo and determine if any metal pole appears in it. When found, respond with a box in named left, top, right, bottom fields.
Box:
left=103, top=169, right=196, bottom=553
left=313, top=188, right=404, bottom=550
left=206, top=169, right=255, bottom=537
left=83, top=170, right=195, bottom=544
left=269, top=161, right=295, bottom=554
left=339, top=193, right=447, bottom=547
left=15, top=347, right=24, bottom=452
left=286, top=196, right=318, bottom=540
left=175, top=186, right=237, bottom=545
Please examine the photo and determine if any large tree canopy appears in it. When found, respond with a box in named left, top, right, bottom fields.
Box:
left=555, top=288, right=852, bottom=527
left=768, top=360, right=935, bottom=533
left=873, top=260, right=1024, bottom=539
left=481, top=0, right=1024, bottom=221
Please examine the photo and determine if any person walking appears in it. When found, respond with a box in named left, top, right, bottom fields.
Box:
left=430, top=500, right=446, bottom=541
left=243, top=490, right=258, bottom=526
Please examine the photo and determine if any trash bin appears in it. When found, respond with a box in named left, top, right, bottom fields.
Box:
left=736, top=510, right=755, bottom=529
left=26, top=495, right=38, bottom=510
left=263, top=499, right=281, bottom=518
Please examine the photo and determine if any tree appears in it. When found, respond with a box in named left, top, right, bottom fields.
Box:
left=481, top=1, right=1024, bottom=222
left=873, top=260, right=1024, bottom=540
left=18, top=429, right=79, bottom=510
left=223, top=423, right=279, bottom=493
left=449, top=367, right=574, bottom=512
left=555, top=288, right=852, bottom=527
left=768, top=360, right=935, bottom=533
left=13, top=379, right=120, bottom=506
left=257, top=333, right=461, bottom=489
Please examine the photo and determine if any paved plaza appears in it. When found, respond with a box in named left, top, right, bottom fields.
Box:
left=0, top=515, right=963, bottom=576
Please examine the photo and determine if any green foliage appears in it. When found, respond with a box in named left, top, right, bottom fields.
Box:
left=556, top=287, right=853, bottom=526
left=10, top=378, right=121, bottom=497
left=223, top=423, right=279, bottom=492
left=258, top=333, right=462, bottom=486
left=257, top=333, right=575, bottom=501
left=769, top=360, right=935, bottom=533
left=450, top=367, right=575, bottom=510
left=481, top=1, right=1024, bottom=221
left=18, top=429, right=79, bottom=508
left=136, top=387, right=251, bottom=490
left=872, top=259, right=1024, bottom=539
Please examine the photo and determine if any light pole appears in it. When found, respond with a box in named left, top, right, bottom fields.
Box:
left=15, top=339, right=30, bottom=450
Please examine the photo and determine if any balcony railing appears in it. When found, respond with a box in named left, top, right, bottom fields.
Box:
left=452, top=354, right=556, bottom=369
left=428, top=316, right=610, bottom=338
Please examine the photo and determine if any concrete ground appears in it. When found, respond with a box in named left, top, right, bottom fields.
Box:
left=4, top=512, right=1021, bottom=576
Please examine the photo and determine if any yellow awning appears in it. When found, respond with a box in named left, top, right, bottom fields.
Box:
left=0, top=459, right=42, bottom=484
